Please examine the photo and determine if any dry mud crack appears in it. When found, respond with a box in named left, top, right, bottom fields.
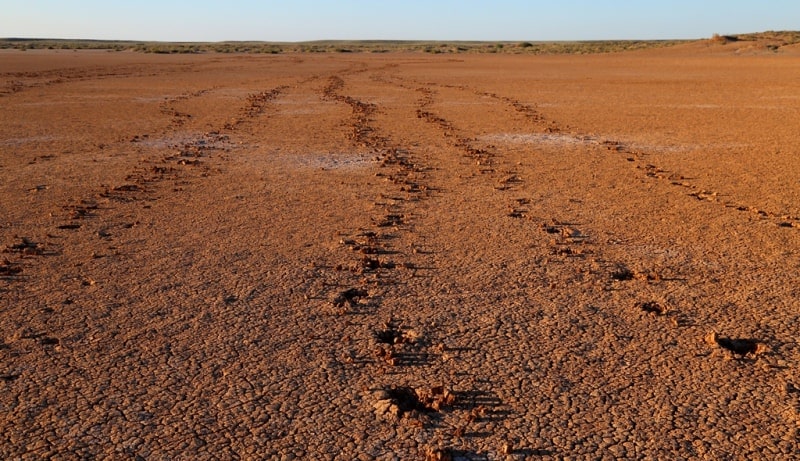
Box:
left=1, top=50, right=799, bottom=459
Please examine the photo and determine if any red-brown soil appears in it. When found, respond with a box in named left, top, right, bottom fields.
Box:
left=1, top=44, right=799, bottom=459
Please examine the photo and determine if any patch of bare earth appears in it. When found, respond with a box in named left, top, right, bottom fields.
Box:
left=1, top=48, right=798, bottom=459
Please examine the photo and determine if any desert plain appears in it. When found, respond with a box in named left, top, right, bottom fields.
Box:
left=1, top=38, right=800, bottom=459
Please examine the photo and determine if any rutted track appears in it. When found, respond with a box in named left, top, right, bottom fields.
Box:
left=314, top=70, right=515, bottom=459
left=420, top=78, right=800, bottom=230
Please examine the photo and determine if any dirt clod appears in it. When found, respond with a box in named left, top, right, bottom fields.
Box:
left=0, top=259, right=22, bottom=276
left=5, top=237, right=44, bottom=255
left=637, top=300, right=668, bottom=315
left=424, top=447, right=453, bottom=461
left=331, top=288, right=368, bottom=307
left=375, top=214, right=404, bottom=227
left=376, top=386, right=455, bottom=418
left=374, top=323, right=417, bottom=345
left=705, top=331, right=767, bottom=356
left=611, top=264, right=635, bottom=281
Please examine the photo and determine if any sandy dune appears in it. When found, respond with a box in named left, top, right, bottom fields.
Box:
left=1, top=44, right=799, bottom=459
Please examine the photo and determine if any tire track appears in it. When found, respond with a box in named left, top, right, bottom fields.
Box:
left=0, top=78, right=313, bottom=457
left=396, top=76, right=793, bottom=456
left=413, top=85, right=524, bottom=191
left=3, top=83, right=297, bottom=364
left=316, top=71, right=511, bottom=459
left=596, top=138, right=800, bottom=229
left=0, top=63, right=196, bottom=98
left=158, top=88, right=216, bottom=127
left=417, top=76, right=781, bottom=342
left=437, top=81, right=800, bottom=230
left=223, top=85, right=290, bottom=130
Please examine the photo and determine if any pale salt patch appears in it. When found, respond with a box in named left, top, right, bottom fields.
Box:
left=481, top=132, right=600, bottom=146
left=133, top=132, right=235, bottom=150
left=438, top=100, right=490, bottom=106
left=286, top=152, right=376, bottom=170
left=132, top=96, right=177, bottom=103
left=0, top=135, right=57, bottom=146
left=644, top=103, right=791, bottom=110
left=481, top=132, right=742, bottom=154
left=273, top=96, right=336, bottom=115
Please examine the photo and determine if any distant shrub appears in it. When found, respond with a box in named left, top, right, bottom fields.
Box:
left=0, top=37, right=694, bottom=55
left=711, top=33, right=738, bottom=44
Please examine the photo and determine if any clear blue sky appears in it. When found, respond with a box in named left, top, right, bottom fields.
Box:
left=1, top=0, right=798, bottom=42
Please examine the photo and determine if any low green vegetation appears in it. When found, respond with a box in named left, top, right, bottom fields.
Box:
left=1, top=31, right=797, bottom=55
left=733, top=30, right=800, bottom=44
left=0, top=37, right=686, bottom=55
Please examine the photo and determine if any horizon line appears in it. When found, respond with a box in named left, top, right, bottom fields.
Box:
left=0, top=36, right=713, bottom=44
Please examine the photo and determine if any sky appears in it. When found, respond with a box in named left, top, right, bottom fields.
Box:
left=1, top=0, right=798, bottom=42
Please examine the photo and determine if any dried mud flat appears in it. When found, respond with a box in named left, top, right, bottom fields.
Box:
left=1, top=43, right=800, bottom=459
